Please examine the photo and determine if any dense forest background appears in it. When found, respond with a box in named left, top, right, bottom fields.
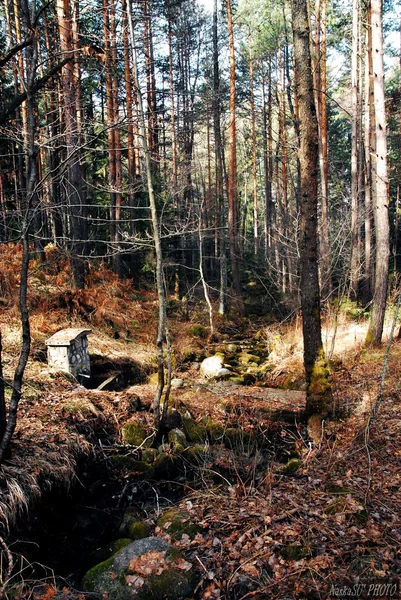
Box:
left=1, top=0, right=399, bottom=314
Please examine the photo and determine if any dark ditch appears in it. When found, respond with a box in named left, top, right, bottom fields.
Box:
left=82, top=354, right=150, bottom=390
left=10, top=457, right=186, bottom=590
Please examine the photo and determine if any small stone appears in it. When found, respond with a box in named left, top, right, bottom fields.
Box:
left=171, top=378, right=184, bottom=389
left=168, top=428, right=187, bottom=447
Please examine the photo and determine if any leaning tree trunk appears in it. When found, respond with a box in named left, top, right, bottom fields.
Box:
left=0, top=0, right=33, bottom=460
left=365, top=0, right=390, bottom=346
left=291, top=0, right=332, bottom=419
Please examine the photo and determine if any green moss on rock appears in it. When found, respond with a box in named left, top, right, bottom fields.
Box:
left=182, top=417, right=207, bottom=442
left=202, top=418, right=224, bottom=441
left=153, top=453, right=183, bottom=479
left=281, top=458, right=302, bottom=474
left=111, top=539, right=133, bottom=554
left=82, top=556, right=115, bottom=591
left=134, top=567, right=195, bottom=600
left=121, top=420, right=153, bottom=447
left=223, top=428, right=251, bottom=449
left=157, top=508, right=202, bottom=540
left=238, top=352, right=261, bottom=365
left=168, top=428, right=187, bottom=448
left=141, top=448, right=157, bottom=463
left=229, top=374, right=256, bottom=385
left=127, top=520, right=149, bottom=541
left=183, top=444, right=207, bottom=462
left=110, top=455, right=153, bottom=475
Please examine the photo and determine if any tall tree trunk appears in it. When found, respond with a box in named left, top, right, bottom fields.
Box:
left=167, top=0, right=178, bottom=192
left=127, top=0, right=170, bottom=428
left=362, top=2, right=374, bottom=305
left=262, top=62, right=274, bottom=265
left=291, top=0, right=332, bottom=418
left=0, top=0, right=32, bottom=460
left=57, top=0, right=86, bottom=288
left=110, top=0, right=123, bottom=278
left=350, top=0, right=361, bottom=300
left=213, top=0, right=227, bottom=315
left=249, top=38, right=258, bottom=256
left=226, top=0, right=244, bottom=314
left=366, top=0, right=390, bottom=346
left=143, top=0, right=159, bottom=170
left=313, top=0, right=331, bottom=298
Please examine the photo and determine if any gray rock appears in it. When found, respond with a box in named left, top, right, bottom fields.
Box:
left=82, top=537, right=196, bottom=600
left=168, top=428, right=187, bottom=447
left=113, top=537, right=169, bottom=571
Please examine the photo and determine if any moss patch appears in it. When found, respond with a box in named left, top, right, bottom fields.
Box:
left=127, top=520, right=150, bottom=540
left=134, top=567, right=195, bottom=600
left=111, top=539, right=133, bottom=554
left=109, top=455, right=153, bottom=475
left=281, top=458, right=302, bottom=474
left=281, top=544, right=313, bottom=561
left=82, top=556, right=115, bottom=591
left=182, top=417, right=207, bottom=442
left=238, top=352, right=261, bottom=365
left=183, top=444, right=207, bottom=462
left=153, top=453, right=183, bottom=479
left=307, top=350, right=333, bottom=417
left=168, top=428, right=187, bottom=449
left=202, top=418, right=224, bottom=442
left=157, top=508, right=202, bottom=540
left=223, top=428, right=251, bottom=450
left=121, top=420, right=153, bottom=447
left=187, top=324, right=207, bottom=338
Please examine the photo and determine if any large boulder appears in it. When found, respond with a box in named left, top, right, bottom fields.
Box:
left=82, top=537, right=196, bottom=599
left=200, top=355, right=231, bottom=379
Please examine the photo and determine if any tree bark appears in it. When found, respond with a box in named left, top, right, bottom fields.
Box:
left=291, top=0, right=332, bottom=418
left=362, top=2, right=374, bottom=305
left=350, top=0, right=361, bottom=300
left=226, top=0, right=244, bottom=314
left=365, top=0, right=390, bottom=346
left=213, top=0, right=227, bottom=315
left=56, top=0, right=86, bottom=288
left=313, top=0, right=331, bottom=299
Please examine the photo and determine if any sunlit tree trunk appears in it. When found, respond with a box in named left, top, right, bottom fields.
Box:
left=366, top=0, right=390, bottom=346
left=226, top=0, right=244, bottom=314
left=313, top=0, right=331, bottom=298
left=362, top=1, right=374, bottom=305
left=291, top=0, right=332, bottom=418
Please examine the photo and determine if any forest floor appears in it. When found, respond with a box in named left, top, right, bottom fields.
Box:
left=0, top=246, right=400, bottom=599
